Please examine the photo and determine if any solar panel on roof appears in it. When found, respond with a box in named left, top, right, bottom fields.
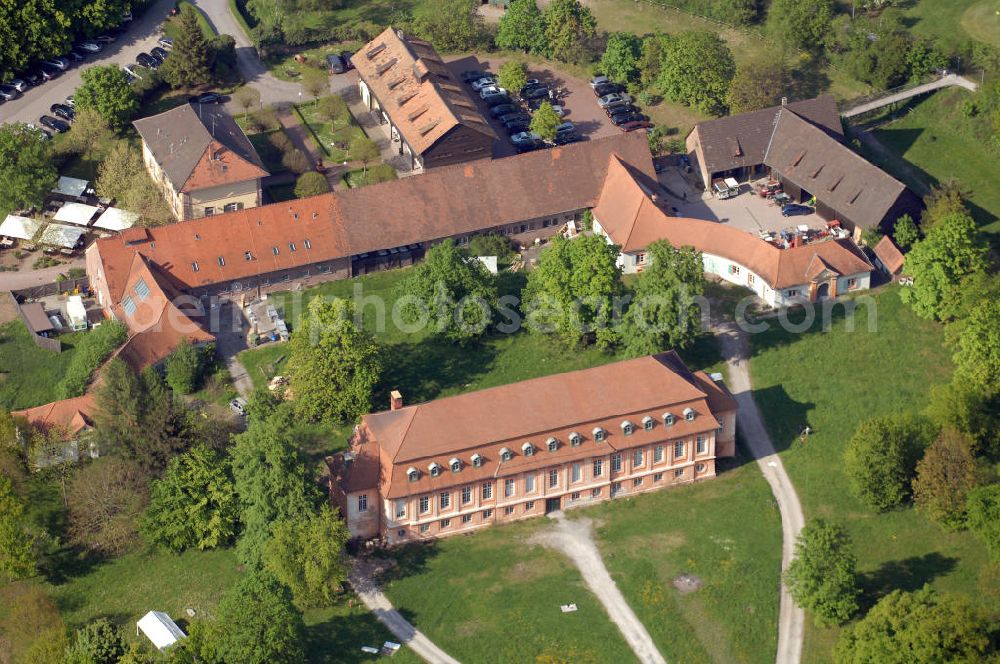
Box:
left=366, top=43, right=386, bottom=59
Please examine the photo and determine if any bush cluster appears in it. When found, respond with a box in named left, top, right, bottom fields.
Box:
left=57, top=321, right=128, bottom=399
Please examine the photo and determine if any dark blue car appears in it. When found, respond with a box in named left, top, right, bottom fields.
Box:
left=781, top=204, right=813, bottom=217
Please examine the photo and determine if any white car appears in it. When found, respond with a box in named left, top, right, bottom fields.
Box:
left=597, top=92, right=631, bottom=108
left=589, top=75, right=610, bottom=88
left=122, top=65, right=143, bottom=80
left=510, top=131, right=541, bottom=144
left=479, top=85, right=507, bottom=99
left=470, top=77, right=497, bottom=91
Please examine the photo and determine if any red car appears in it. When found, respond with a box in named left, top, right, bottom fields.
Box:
left=620, top=120, right=653, bottom=132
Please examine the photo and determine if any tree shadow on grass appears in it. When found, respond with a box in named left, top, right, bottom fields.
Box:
left=304, top=603, right=396, bottom=663
left=744, top=296, right=880, bottom=357
left=857, top=552, right=958, bottom=612
left=373, top=541, right=440, bottom=585
left=745, top=383, right=815, bottom=454
left=378, top=338, right=498, bottom=406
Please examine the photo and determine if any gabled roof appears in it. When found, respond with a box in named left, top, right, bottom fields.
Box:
left=93, top=132, right=653, bottom=303
left=873, top=235, right=905, bottom=274
left=764, top=109, right=907, bottom=230
left=594, top=157, right=872, bottom=289
left=12, top=394, right=96, bottom=437
left=352, top=27, right=496, bottom=155
left=692, top=96, right=843, bottom=176
left=133, top=103, right=268, bottom=193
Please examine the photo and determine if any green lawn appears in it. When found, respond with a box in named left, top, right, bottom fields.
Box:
left=748, top=288, right=996, bottom=662
left=164, top=0, right=216, bottom=40
left=294, top=103, right=368, bottom=162
left=0, top=321, right=86, bottom=410
left=960, top=1, right=1000, bottom=48
left=380, top=519, right=637, bottom=663
left=580, top=456, right=782, bottom=663
left=266, top=42, right=364, bottom=82
left=303, top=600, right=424, bottom=664
left=899, top=0, right=989, bottom=53
left=860, top=88, right=1000, bottom=243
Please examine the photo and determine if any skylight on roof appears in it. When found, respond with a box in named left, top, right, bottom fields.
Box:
left=418, top=120, right=439, bottom=136
left=366, top=43, right=386, bottom=59
left=376, top=57, right=398, bottom=75
left=134, top=277, right=151, bottom=301
left=122, top=295, right=136, bottom=317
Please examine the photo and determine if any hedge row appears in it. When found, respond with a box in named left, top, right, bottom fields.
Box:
left=58, top=320, right=128, bottom=399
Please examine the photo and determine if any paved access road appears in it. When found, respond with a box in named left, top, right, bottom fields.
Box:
left=0, top=0, right=177, bottom=127
left=715, top=320, right=805, bottom=664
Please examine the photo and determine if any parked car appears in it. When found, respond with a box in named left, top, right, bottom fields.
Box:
left=327, top=53, right=346, bottom=74
left=122, top=65, right=143, bottom=81
left=25, top=124, right=51, bottom=140
left=598, top=92, right=630, bottom=107
left=94, top=34, right=117, bottom=44
left=489, top=103, right=519, bottom=118
left=38, top=115, right=70, bottom=133
left=341, top=51, right=355, bottom=69
left=503, top=121, right=531, bottom=135
left=66, top=50, right=86, bottom=63
left=22, top=71, right=44, bottom=86
left=483, top=94, right=512, bottom=108
left=605, top=103, right=638, bottom=117
left=510, top=131, right=542, bottom=144
left=121, top=11, right=133, bottom=22
left=593, top=82, right=619, bottom=97
left=461, top=69, right=489, bottom=83
left=73, top=41, right=102, bottom=53
left=65, top=95, right=75, bottom=107
left=8, top=79, right=29, bottom=92
left=151, top=46, right=169, bottom=61
left=620, top=120, right=654, bottom=132
left=190, top=92, right=224, bottom=104
left=781, top=204, right=814, bottom=217
left=157, top=37, right=174, bottom=49
left=553, top=132, right=582, bottom=145
left=522, top=86, right=550, bottom=100
left=589, top=75, right=610, bottom=88
left=471, top=77, right=497, bottom=92
left=499, top=110, right=530, bottom=123
left=609, top=111, right=644, bottom=126
left=515, top=140, right=544, bottom=154
left=0, top=84, right=20, bottom=101
left=42, top=57, right=69, bottom=71
left=50, top=103, right=75, bottom=121
left=38, top=62, right=62, bottom=79
left=229, top=397, right=248, bottom=417
left=136, top=52, right=158, bottom=69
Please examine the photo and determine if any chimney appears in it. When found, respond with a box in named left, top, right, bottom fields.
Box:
left=781, top=97, right=788, bottom=106
left=390, top=390, right=403, bottom=411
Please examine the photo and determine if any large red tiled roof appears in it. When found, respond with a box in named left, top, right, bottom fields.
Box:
left=13, top=394, right=96, bottom=437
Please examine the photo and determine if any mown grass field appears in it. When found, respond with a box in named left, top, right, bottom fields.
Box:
left=748, top=288, right=996, bottom=662
left=0, top=321, right=86, bottom=410
left=294, top=103, right=368, bottom=163
left=580, top=456, right=782, bottom=664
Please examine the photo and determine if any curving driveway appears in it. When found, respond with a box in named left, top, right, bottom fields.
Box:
left=714, top=321, right=805, bottom=664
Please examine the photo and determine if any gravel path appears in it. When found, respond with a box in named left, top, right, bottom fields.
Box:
left=714, top=320, right=805, bottom=664
left=349, top=561, right=462, bottom=664
left=531, top=513, right=667, bottom=664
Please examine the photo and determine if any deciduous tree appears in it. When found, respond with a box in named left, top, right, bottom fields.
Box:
left=638, top=34, right=672, bottom=88
left=317, top=94, right=349, bottom=131
left=924, top=378, right=1000, bottom=457
left=141, top=445, right=238, bottom=552
left=294, top=171, right=329, bottom=198
left=0, top=475, right=35, bottom=581
left=67, top=457, right=148, bottom=556
left=399, top=238, right=498, bottom=344
left=525, top=234, right=624, bottom=349
left=767, top=0, right=834, bottom=54
left=0, top=124, right=57, bottom=215
left=622, top=241, right=705, bottom=357
left=231, top=407, right=319, bottom=567
left=726, top=61, right=791, bottom=114
left=54, top=108, right=114, bottom=179
left=966, top=483, right=1000, bottom=560
left=892, top=213, right=919, bottom=250
left=784, top=518, right=859, bottom=626
left=843, top=414, right=935, bottom=511
left=287, top=298, right=381, bottom=424
left=600, top=32, right=642, bottom=85
left=75, top=65, right=139, bottom=130
left=833, top=586, right=993, bottom=663
left=263, top=506, right=350, bottom=608
left=913, top=429, right=987, bottom=529
left=160, top=5, right=213, bottom=88
left=212, top=571, right=305, bottom=664
left=900, top=212, right=990, bottom=321
left=496, top=0, right=546, bottom=54
left=234, top=85, right=261, bottom=120
left=951, top=299, right=1000, bottom=399
left=301, top=67, right=328, bottom=103
left=529, top=101, right=561, bottom=141
left=349, top=136, right=379, bottom=175
left=542, top=0, right=597, bottom=64
left=655, top=31, right=735, bottom=115
left=0, top=582, right=66, bottom=664
left=410, top=0, right=484, bottom=52
left=497, top=61, right=528, bottom=96
left=64, top=618, right=127, bottom=664
left=165, top=339, right=208, bottom=394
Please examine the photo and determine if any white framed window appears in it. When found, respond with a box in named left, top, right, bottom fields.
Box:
left=621, top=420, right=633, bottom=435
left=439, top=492, right=450, bottom=509
left=419, top=523, right=429, bottom=533
left=654, top=445, right=664, bottom=463
left=548, top=469, right=558, bottom=488
left=674, top=441, right=685, bottom=458
left=611, top=453, right=622, bottom=472
left=571, top=491, right=581, bottom=501
left=572, top=463, right=582, bottom=483
left=525, top=474, right=535, bottom=493
left=122, top=296, right=136, bottom=317
left=547, top=437, right=558, bottom=452
left=504, top=506, right=515, bottom=515
left=633, top=449, right=643, bottom=467
left=191, top=261, right=200, bottom=272
left=684, top=407, right=695, bottom=421
left=642, top=416, right=654, bottom=431
left=482, top=482, right=493, bottom=500
left=462, top=513, right=473, bottom=524
left=461, top=486, right=472, bottom=504
left=440, top=518, right=450, bottom=528
left=407, top=467, right=419, bottom=482
left=504, top=478, right=515, bottom=497
left=663, top=412, right=675, bottom=426
left=593, top=427, right=606, bottom=442
left=654, top=473, right=663, bottom=482
left=569, top=432, right=582, bottom=447
left=697, top=436, right=707, bottom=454
left=633, top=477, right=642, bottom=487
left=428, top=462, right=441, bottom=477
left=499, top=447, right=512, bottom=462
left=674, top=468, right=684, bottom=478
left=450, top=458, right=462, bottom=473
left=522, top=442, right=535, bottom=457
left=419, top=496, right=429, bottom=513
left=358, top=494, right=368, bottom=512
left=593, top=459, right=603, bottom=477
left=591, top=487, right=601, bottom=498
left=394, top=499, right=406, bottom=519
left=471, top=453, right=483, bottom=468
left=482, top=508, right=493, bottom=518
left=525, top=501, right=535, bottom=511
left=134, top=278, right=150, bottom=300
left=716, top=416, right=724, bottom=433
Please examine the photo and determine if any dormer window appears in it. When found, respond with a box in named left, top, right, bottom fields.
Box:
left=621, top=420, right=634, bottom=436
left=407, top=467, right=419, bottom=482
left=449, top=457, right=461, bottom=473
left=642, top=416, right=654, bottom=431
left=499, top=447, right=512, bottom=462
left=684, top=407, right=695, bottom=421
left=522, top=442, right=535, bottom=457
left=546, top=437, right=558, bottom=452
left=471, top=453, right=483, bottom=468
left=716, top=416, right=724, bottom=433
left=428, top=462, right=442, bottom=478
left=663, top=412, right=675, bottom=426
left=593, top=427, right=606, bottom=442
left=569, top=432, right=582, bottom=447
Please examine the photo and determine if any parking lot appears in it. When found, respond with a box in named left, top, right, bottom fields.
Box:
left=444, top=56, right=621, bottom=158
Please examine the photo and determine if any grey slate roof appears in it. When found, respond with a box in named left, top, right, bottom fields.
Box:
left=693, top=96, right=843, bottom=176
left=764, top=109, right=907, bottom=230
left=133, top=103, right=266, bottom=191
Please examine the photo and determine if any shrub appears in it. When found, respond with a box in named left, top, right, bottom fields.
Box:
left=165, top=339, right=210, bottom=394
left=57, top=321, right=128, bottom=398
left=294, top=171, right=329, bottom=198
left=966, top=484, right=1000, bottom=559
left=467, top=234, right=515, bottom=260
left=282, top=148, right=311, bottom=175
left=268, top=130, right=294, bottom=154
left=843, top=414, right=934, bottom=511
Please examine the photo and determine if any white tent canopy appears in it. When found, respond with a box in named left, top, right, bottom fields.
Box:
left=0, top=215, right=43, bottom=241
left=93, top=207, right=139, bottom=231
left=53, top=203, right=100, bottom=226
left=38, top=224, right=86, bottom=249
left=136, top=611, right=186, bottom=651
left=51, top=176, right=89, bottom=198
